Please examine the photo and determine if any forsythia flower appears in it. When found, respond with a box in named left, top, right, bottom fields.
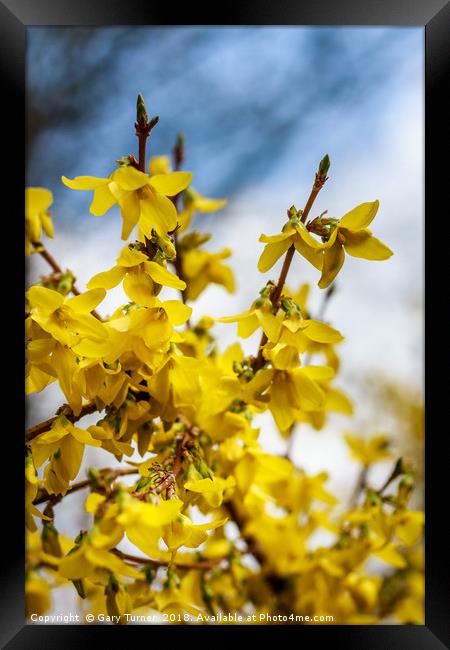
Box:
left=26, top=101, right=419, bottom=627
left=258, top=212, right=324, bottom=273
left=26, top=286, right=106, bottom=348
left=31, top=417, right=102, bottom=495
left=87, top=242, right=186, bottom=303
left=345, top=433, right=391, bottom=466
left=149, top=155, right=226, bottom=233
left=182, top=247, right=235, bottom=300
left=25, top=187, right=54, bottom=255
left=62, top=164, right=192, bottom=240
left=317, top=201, right=393, bottom=288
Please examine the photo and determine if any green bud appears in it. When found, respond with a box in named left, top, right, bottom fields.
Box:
left=57, top=270, right=76, bottom=296
left=136, top=94, right=148, bottom=123
left=148, top=115, right=160, bottom=130
left=318, top=154, right=330, bottom=177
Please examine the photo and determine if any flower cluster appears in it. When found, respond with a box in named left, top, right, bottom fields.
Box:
left=25, top=95, right=423, bottom=625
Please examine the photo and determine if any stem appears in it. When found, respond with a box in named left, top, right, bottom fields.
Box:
left=349, top=465, right=369, bottom=507
left=377, top=459, right=404, bottom=495
left=111, top=548, right=226, bottom=571
left=170, top=135, right=190, bottom=317
left=33, top=467, right=139, bottom=505
left=26, top=402, right=100, bottom=443
left=253, top=172, right=327, bottom=371
left=31, top=241, right=102, bottom=320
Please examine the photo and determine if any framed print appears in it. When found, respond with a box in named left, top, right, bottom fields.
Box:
left=1, top=0, right=448, bottom=647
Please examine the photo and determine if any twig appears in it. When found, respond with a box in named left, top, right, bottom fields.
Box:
left=25, top=402, right=100, bottom=443
left=111, top=548, right=227, bottom=571
left=33, top=467, right=139, bottom=505
left=348, top=466, right=369, bottom=507
left=253, top=167, right=328, bottom=371
left=31, top=241, right=102, bottom=320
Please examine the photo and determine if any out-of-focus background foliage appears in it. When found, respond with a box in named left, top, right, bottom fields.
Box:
left=26, top=27, right=424, bottom=532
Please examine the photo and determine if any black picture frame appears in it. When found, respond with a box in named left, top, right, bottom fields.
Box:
left=2, top=0, right=448, bottom=647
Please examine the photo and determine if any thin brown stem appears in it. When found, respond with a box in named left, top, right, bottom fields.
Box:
left=111, top=548, right=227, bottom=571
left=349, top=465, right=369, bottom=507
left=31, top=241, right=102, bottom=320
left=33, top=467, right=139, bottom=505
left=252, top=173, right=327, bottom=371
left=25, top=402, right=100, bottom=443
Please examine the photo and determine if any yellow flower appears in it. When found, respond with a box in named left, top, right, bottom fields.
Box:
left=182, top=248, right=235, bottom=300
left=258, top=220, right=324, bottom=273
left=62, top=164, right=192, bottom=240
left=149, top=155, right=226, bottom=233
left=154, top=570, right=206, bottom=617
left=31, top=417, right=102, bottom=495
left=58, top=533, right=144, bottom=582
left=218, top=299, right=284, bottom=341
left=179, top=188, right=227, bottom=232
left=318, top=201, right=393, bottom=288
left=25, top=448, right=51, bottom=531
left=345, top=434, right=391, bottom=466
left=25, top=187, right=54, bottom=255
left=87, top=242, right=186, bottom=303
left=184, top=476, right=236, bottom=508
left=392, top=510, right=424, bottom=547
left=72, top=299, right=191, bottom=370
left=163, top=513, right=228, bottom=553
left=116, top=494, right=183, bottom=558
left=27, top=285, right=107, bottom=348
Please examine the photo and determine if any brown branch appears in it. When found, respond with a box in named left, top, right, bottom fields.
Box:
left=170, top=134, right=191, bottom=320
left=252, top=171, right=328, bottom=371
left=348, top=466, right=369, bottom=507
left=111, top=548, right=227, bottom=571
left=31, top=241, right=102, bottom=320
left=33, top=467, right=139, bottom=506
left=25, top=402, right=100, bottom=443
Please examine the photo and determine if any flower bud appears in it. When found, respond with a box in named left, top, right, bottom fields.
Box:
left=136, top=94, right=148, bottom=123
left=318, top=154, right=330, bottom=177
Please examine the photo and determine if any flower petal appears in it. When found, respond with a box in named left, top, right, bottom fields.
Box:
left=318, top=240, right=345, bottom=289
left=343, top=230, right=393, bottom=260
left=87, top=265, right=126, bottom=290
left=296, top=222, right=324, bottom=249
left=294, top=236, right=324, bottom=270
left=145, top=261, right=186, bottom=290
left=339, top=200, right=379, bottom=231
left=149, top=171, right=192, bottom=196
left=193, top=195, right=226, bottom=213
left=302, top=319, right=343, bottom=343
left=27, top=286, right=64, bottom=315
left=123, top=272, right=155, bottom=306
left=112, top=166, right=149, bottom=191
left=291, top=369, right=325, bottom=410
left=119, top=192, right=141, bottom=240
left=65, top=289, right=106, bottom=314
left=90, top=184, right=117, bottom=216
left=26, top=188, right=53, bottom=217
left=140, top=192, right=178, bottom=238
left=61, top=175, right=109, bottom=190
left=258, top=240, right=292, bottom=273
left=163, top=300, right=192, bottom=325
left=259, top=231, right=293, bottom=244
